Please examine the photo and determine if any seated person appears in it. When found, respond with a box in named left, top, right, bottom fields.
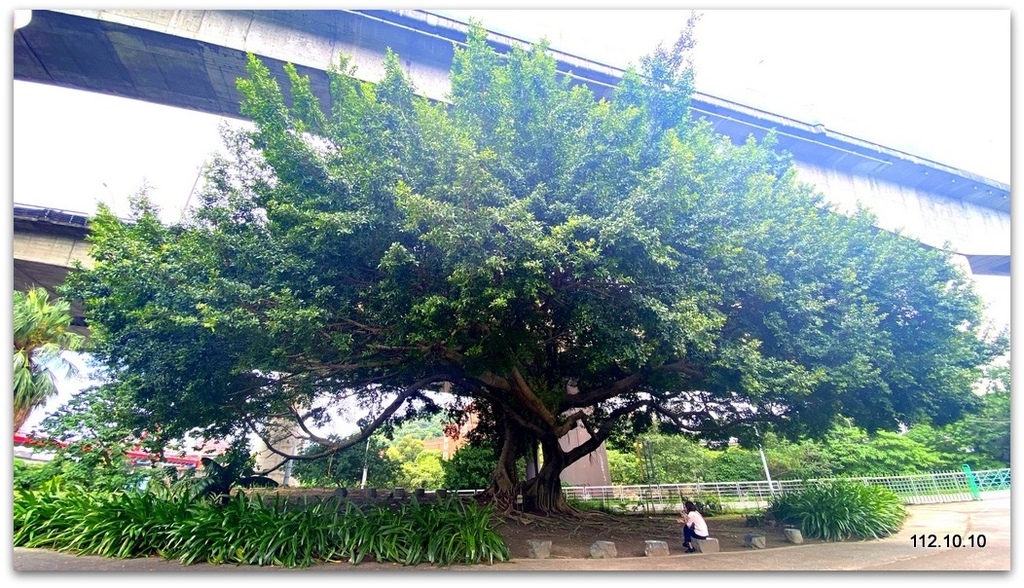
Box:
left=676, top=500, right=709, bottom=553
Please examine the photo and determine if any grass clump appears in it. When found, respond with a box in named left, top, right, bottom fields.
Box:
left=766, top=480, right=907, bottom=541
left=14, top=484, right=509, bottom=567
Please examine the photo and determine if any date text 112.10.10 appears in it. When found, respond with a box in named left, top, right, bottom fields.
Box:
left=911, top=534, right=986, bottom=548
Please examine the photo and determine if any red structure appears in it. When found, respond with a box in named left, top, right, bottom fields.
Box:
left=13, top=432, right=226, bottom=469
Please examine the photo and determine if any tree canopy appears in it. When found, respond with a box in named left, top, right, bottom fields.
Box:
left=66, top=22, right=1003, bottom=512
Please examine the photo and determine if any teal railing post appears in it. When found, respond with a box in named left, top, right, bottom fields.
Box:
left=961, top=464, right=982, bottom=500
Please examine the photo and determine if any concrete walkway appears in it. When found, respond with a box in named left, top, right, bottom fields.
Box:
left=10, top=493, right=1011, bottom=573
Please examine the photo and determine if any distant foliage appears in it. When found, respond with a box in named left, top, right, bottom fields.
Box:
left=292, top=435, right=400, bottom=489
left=397, top=450, right=444, bottom=490
left=904, top=364, right=1011, bottom=470
left=33, top=385, right=162, bottom=493
left=706, top=446, right=766, bottom=483
left=442, top=444, right=497, bottom=491
left=684, top=493, right=725, bottom=517
left=605, top=419, right=1001, bottom=485
left=819, top=423, right=946, bottom=477
left=386, top=435, right=428, bottom=463
left=387, top=412, right=447, bottom=441
left=606, top=449, right=644, bottom=485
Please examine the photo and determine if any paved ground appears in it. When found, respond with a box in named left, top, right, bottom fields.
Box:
left=10, top=492, right=1012, bottom=575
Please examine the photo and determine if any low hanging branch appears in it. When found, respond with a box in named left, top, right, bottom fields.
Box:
left=245, top=373, right=455, bottom=463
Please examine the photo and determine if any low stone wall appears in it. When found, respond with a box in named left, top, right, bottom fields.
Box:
left=523, top=538, right=721, bottom=559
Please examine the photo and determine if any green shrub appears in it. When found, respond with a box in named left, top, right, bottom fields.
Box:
left=744, top=511, right=768, bottom=527
left=14, top=486, right=509, bottom=567
left=172, top=444, right=277, bottom=504
left=688, top=493, right=726, bottom=516
left=12, top=478, right=65, bottom=549
left=14, top=482, right=191, bottom=557
left=441, top=444, right=496, bottom=491
left=767, top=480, right=907, bottom=541
left=13, top=458, right=53, bottom=492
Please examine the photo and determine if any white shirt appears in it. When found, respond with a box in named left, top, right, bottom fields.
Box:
left=686, top=510, right=709, bottom=537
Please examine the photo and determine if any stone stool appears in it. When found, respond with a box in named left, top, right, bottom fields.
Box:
left=693, top=537, right=720, bottom=553
left=744, top=532, right=767, bottom=549
left=590, top=540, right=617, bottom=559
left=526, top=539, right=552, bottom=559
left=645, top=540, right=670, bottom=557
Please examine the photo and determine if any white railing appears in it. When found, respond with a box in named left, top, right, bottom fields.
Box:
left=561, top=468, right=1010, bottom=511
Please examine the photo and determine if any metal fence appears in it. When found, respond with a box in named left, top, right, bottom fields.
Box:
left=561, top=467, right=1010, bottom=512
left=972, top=467, right=1011, bottom=492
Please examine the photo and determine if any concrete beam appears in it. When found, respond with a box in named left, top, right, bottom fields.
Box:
left=795, top=162, right=1010, bottom=259
left=13, top=206, right=92, bottom=334
left=13, top=231, right=92, bottom=270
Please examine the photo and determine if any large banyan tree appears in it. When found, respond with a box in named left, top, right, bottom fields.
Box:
left=68, top=22, right=1002, bottom=513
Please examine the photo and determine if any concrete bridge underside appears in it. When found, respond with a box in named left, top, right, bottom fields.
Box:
left=12, top=206, right=92, bottom=335
left=12, top=9, right=1010, bottom=331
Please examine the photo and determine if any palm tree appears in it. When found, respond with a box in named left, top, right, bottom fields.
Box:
left=13, top=287, right=85, bottom=432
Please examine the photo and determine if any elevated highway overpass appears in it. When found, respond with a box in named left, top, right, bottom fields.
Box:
left=13, top=9, right=1011, bottom=333
left=12, top=205, right=91, bottom=336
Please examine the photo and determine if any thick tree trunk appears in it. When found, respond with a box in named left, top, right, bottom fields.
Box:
left=481, top=389, right=583, bottom=514
left=485, top=416, right=521, bottom=512
left=520, top=438, right=573, bottom=514
left=14, top=407, right=32, bottom=434
left=524, top=440, right=538, bottom=480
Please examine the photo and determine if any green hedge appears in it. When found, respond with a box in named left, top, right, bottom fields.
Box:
left=14, top=486, right=509, bottom=567
left=766, top=480, right=907, bottom=541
